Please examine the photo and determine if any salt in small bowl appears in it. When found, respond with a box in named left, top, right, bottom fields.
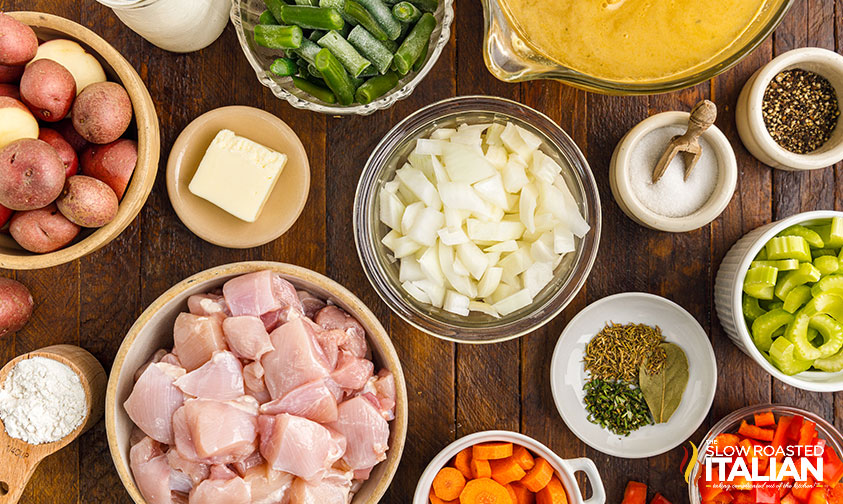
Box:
left=610, top=111, right=737, bottom=233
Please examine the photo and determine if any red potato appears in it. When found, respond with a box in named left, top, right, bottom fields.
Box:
left=0, top=64, right=23, bottom=84
left=0, top=204, right=12, bottom=228
left=81, top=139, right=137, bottom=199
left=0, top=14, right=38, bottom=66
left=0, top=96, right=38, bottom=149
left=0, top=138, right=65, bottom=210
left=0, top=84, right=18, bottom=99
left=10, top=203, right=80, bottom=253
left=55, top=118, right=88, bottom=153
left=71, top=82, right=132, bottom=144
left=56, top=175, right=118, bottom=228
left=29, top=39, right=106, bottom=94
left=19, top=59, right=76, bottom=122
left=0, top=277, right=33, bottom=336
left=39, top=128, right=79, bottom=177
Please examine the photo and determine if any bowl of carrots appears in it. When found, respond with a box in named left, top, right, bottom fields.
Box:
left=413, top=430, right=605, bottom=504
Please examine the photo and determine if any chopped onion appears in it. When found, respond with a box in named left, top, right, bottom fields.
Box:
left=444, top=290, right=470, bottom=316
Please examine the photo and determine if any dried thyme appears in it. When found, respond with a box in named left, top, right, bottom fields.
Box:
left=762, top=69, right=840, bottom=154
left=583, top=378, right=653, bottom=436
left=583, top=322, right=666, bottom=383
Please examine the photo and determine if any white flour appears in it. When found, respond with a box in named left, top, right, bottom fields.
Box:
left=0, top=356, right=87, bottom=444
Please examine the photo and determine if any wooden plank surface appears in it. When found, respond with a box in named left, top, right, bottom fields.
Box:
left=0, top=0, right=840, bottom=502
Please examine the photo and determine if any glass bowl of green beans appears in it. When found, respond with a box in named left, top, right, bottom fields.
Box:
left=231, top=0, right=454, bottom=115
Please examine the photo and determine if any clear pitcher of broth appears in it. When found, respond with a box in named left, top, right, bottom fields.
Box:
left=482, top=0, right=793, bottom=94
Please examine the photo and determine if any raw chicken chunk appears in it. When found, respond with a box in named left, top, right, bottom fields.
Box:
left=189, top=476, right=250, bottom=504
left=259, top=379, right=340, bottom=423
left=167, top=449, right=209, bottom=487
left=258, top=413, right=346, bottom=480
left=134, top=349, right=167, bottom=382
left=297, top=290, right=326, bottom=319
left=187, top=293, right=229, bottom=320
left=243, top=464, right=294, bottom=504
left=331, top=351, right=374, bottom=392
left=173, top=313, right=227, bottom=371
left=222, top=316, right=274, bottom=360
left=330, top=396, right=389, bottom=470
left=288, top=469, right=352, bottom=504
left=124, top=362, right=186, bottom=445
left=243, top=361, right=271, bottom=404
left=174, top=351, right=244, bottom=401
left=315, top=306, right=367, bottom=357
left=223, top=271, right=304, bottom=326
left=360, top=369, right=397, bottom=421
left=232, top=449, right=265, bottom=477
left=261, top=318, right=332, bottom=399
left=173, top=397, right=258, bottom=464
left=130, top=436, right=173, bottom=504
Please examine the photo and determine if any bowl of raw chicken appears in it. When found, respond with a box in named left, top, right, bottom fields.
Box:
left=105, top=261, right=408, bottom=504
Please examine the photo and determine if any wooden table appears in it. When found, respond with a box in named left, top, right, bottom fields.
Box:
left=2, top=0, right=842, bottom=502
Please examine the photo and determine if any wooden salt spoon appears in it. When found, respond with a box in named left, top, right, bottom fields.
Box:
left=0, top=345, right=106, bottom=504
left=651, top=100, right=718, bottom=183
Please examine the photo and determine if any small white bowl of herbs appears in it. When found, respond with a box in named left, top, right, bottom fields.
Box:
left=550, top=292, right=717, bottom=459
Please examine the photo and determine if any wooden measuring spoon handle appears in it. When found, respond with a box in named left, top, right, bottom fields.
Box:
left=682, top=100, right=717, bottom=141
left=0, top=450, right=40, bottom=504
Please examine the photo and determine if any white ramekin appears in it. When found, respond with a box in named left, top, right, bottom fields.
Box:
left=610, top=111, right=738, bottom=233
left=714, top=210, right=843, bottom=392
left=736, top=47, right=843, bottom=171
left=412, top=431, right=605, bottom=504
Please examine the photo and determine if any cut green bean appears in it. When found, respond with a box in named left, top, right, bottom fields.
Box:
left=259, top=9, right=279, bottom=25
left=344, top=0, right=390, bottom=41
left=355, top=0, right=403, bottom=40
left=319, top=0, right=359, bottom=25
left=294, top=37, right=322, bottom=64
left=264, top=0, right=287, bottom=22
left=317, top=30, right=372, bottom=77
left=355, top=71, right=398, bottom=104
left=359, top=65, right=379, bottom=77
left=309, top=29, right=327, bottom=41
left=347, top=25, right=394, bottom=74
left=394, top=12, right=435, bottom=75
left=254, top=24, right=304, bottom=49
left=315, top=48, right=356, bottom=105
left=392, top=1, right=421, bottom=22
left=408, top=0, right=438, bottom=12
left=269, top=57, right=298, bottom=76
left=278, top=5, right=345, bottom=30
left=413, top=36, right=428, bottom=71
left=292, top=75, right=337, bottom=103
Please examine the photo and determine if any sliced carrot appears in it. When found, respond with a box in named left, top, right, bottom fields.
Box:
left=521, top=458, right=554, bottom=492
left=754, top=411, right=776, bottom=427
left=512, top=445, right=536, bottom=471
left=472, top=458, right=492, bottom=479
left=506, top=484, right=519, bottom=503
left=473, top=442, right=514, bottom=460
left=459, top=478, right=514, bottom=504
left=434, top=467, right=466, bottom=501
left=430, top=489, right=460, bottom=504
left=622, top=482, right=648, bottom=504
left=454, top=448, right=473, bottom=480
left=491, top=457, right=528, bottom=485
left=536, top=476, right=568, bottom=504
left=511, top=482, right=537, bottom=504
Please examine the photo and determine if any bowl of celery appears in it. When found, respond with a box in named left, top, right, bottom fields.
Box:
left=231, top=0, right=454, bottom=115
left=715, top=210, right=843, bottom=392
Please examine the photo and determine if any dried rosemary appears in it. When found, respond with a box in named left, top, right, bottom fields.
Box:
left=583, top=322, right=666, bottom=382
left=583, top=378, right=653, bottom=436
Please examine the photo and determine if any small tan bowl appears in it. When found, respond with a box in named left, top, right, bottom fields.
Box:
left=106, top=261, right=407, bottom=504
left=0, top=12, right=160, bottom=270
left=166, top=106, right=310, bottom=249
left=0, top=345, right=107, bottom=504
left=610, top=111, right=737, bottom=233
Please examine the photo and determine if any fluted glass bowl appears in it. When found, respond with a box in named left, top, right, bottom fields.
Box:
left=231, top=0, right=454, bottom=115
left=482, top=0, right=793, bottom=94
left=688, top=404, right=843, bottom=502
left=354, top=96, right=602, bottom=343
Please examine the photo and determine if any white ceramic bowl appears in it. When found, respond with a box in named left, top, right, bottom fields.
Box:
left=736, top=47, right=843, bottom=171
left=609, top=111, right=737, bottom=233
left=714, top=210, right=843, bottom=392
left=550, top=292, right=717, bottom=458
left=412, top=431, right=605, bottom=504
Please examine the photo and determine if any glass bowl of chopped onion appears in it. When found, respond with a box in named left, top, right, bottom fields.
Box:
left=354, top=95, right=601, bottom=343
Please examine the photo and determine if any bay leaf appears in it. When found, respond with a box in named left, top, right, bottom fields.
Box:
left=639, top=342, right=689, bottom=423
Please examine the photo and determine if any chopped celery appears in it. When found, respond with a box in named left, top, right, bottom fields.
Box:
left=809, top=314, right=843, bottom=357
left=755, top=248, right=768, bottom=261
left=752, top=309, right=794, bottom=352
left=766, top=235, right=812, bottom=262
left=815, top=255, right=840, bottom=275
left=743, top=293, right=767, bottom=321
left=812, top=248, right=838, bottom=258
left=778, top=224, right=825, bottom=248
left=802, top=292, right=843, bottom=321
left=783, top=285, right=812, bottom=313
left=812, top=274, right=843, bottom=297
left=744, top=265, right=778, bottom=300
left=813, top=217, right=843, bottom=248
left=751, top=259, right=799, bottom=271
left=786, top=313, right=819, bottom=360
left=815, top=346, right=843, bottom=372
left=769, top=336, right=814, bottom=375
left=774, top=262, right=821, bottom=300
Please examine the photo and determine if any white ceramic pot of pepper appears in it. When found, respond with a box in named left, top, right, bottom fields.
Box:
left=736, top=47, right=843, bottom=171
